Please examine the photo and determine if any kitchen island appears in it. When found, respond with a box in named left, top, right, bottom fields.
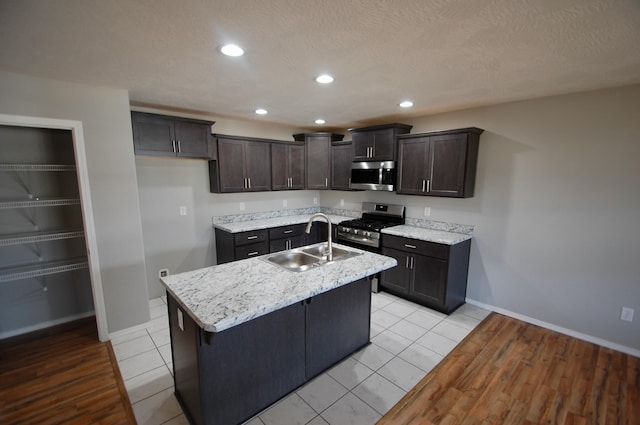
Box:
left=160, top=243, right=397, bottom=425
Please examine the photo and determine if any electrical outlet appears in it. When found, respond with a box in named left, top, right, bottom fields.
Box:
left=158, top=268, right=169, bottom=278
left=621, top=307, right=634, bottom=322
left=283, top=199, right=288, bottom=208
left=313, top=197, right=318, bottom=205
left=424, top=207, right=431, bottom=217
left=340, top=199, right=344, bottom=207
left=239, top=202, right=245, bottom=211
left=179, top=206, right=187, bottom=216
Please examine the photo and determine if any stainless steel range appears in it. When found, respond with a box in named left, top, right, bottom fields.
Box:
left=337, top=202, right=405, bottom=252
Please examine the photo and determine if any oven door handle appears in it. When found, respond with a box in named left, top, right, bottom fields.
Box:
left=337, top=232, right=379, bottom=248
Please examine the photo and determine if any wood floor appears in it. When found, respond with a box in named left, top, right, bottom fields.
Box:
left=0, top=317, right=136, bottom=425
left=378, top=312, right=640, bottom=425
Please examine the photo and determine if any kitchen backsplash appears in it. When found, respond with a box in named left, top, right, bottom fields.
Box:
left=212, top=207, right=473, bottom=235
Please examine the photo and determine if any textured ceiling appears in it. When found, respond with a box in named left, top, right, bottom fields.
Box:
left=1, top=0, right=639, bottom=130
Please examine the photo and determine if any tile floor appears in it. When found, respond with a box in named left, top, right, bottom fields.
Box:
left=113, top=292, right=490, bottom=425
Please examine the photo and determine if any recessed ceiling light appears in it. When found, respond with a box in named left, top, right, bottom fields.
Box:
left=315, top=74, right=334, bottom=84
left=219, top=44, right=244, bottom=57
left=399, top=100, right=414, bottom=108
left=255, top=108, right=268, bottom=115
left=315, top=119, right=326, bottom=124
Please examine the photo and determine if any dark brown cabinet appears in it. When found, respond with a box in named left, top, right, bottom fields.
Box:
left=271, top=142, right=305, bottom=190
left=397, top=127, right=482, bottom=198
left=268, top=224, right=307, bottom=252
left=215, top=228, right=269, bottom=264
left=380, top=234, right=471, bottom=314
left=131, top=111, right=214, bottom=159
left=210, top=135, right=271, bottom=193
left=331, top=141, right=354, bottom=190
left=350, top=123, right=412, bottom=161
left=293, top=132, right=344, bottom=190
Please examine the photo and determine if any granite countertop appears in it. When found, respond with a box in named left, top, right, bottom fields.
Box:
left=159, top=243, right=397, bottom=333
left=382, top=225, right=472, bottom=245
left=213, top=214, right=353, bottom=233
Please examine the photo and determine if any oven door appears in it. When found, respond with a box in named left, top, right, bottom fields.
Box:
left=336, top=228, right=380, bottom=252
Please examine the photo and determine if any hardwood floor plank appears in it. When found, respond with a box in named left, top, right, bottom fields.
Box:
left=0, top=317, right=136, bottom=425
left=377, top=313, right=639, bottom=425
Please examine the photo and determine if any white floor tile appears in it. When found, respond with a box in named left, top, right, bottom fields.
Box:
left=110, top=327, right=149, bottom=346
left=455, top=303, right=491, bottom=321
left=371, top=329, right=412, bottom=356
left=243, top=416, right=265, bottom=425
left=431, top=320, right=472, bottom=342
left=260, top=393, right=316, bottom=425
left=388, top=319, right=428, bottom=341
left=327, top=357, right=374, bottom=391
left=351, top=343, right=394, bottom=371
left=162, top=414, right=190, bottom=425
left=370, top=310, right=402, bottom=329
left=118, top=348, right=165, bottom=381
left=415, top=331, right=458, bottom=357
left=150, top=304, right=168, bottom=319
left=306, top=416, right=329, bottom=425
left=321, top=392, right=381, bottom=425
left=113, top=334, right=156, bottom=361
left=381, top=301, right=417, bottom=319
left=132, top=387, right=183, bottom=425
left=444, top=310, right=483, bottom=330
left=377, top=357, right=426, bottom=392
left=124, top=364, right=174, bottom=404
left=403, top=309, right=444, bottom=330
left=370, top=322, right=384, bottom=339
left=296, top=373, right=348, bottom=413
left=146, top=315, right=169, bottom=332
left=149, top=298, right=165, bottom=308
left=161, top=295, right=167, bottom=303
left=398, top=343, right=444, bottom=373
left=352, top=373, right=406, bottom=416
left=158, top=343, right=173, bottom=364
left=371, top=294, right=394, bottom=311
left=149, top=327, right=171, bottom=347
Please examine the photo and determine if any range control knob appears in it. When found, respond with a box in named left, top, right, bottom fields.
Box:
left=364, top=231, right=371, bottom=238
left=354, top=229, right=359, bottom=235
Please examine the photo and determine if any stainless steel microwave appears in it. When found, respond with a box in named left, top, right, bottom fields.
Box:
left=350, top=161, right=396, bottom=191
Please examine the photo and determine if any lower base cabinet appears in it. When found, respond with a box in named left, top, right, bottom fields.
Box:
left=168, top=277, right=371, bottom=425
left=381, top=235, right=471, bottom=314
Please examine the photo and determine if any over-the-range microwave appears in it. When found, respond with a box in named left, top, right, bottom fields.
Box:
left=350, top=161, right=396, bottom=191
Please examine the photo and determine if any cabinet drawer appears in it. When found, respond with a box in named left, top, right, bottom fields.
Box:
left=235, top=241, right=269, bottom=259
left=269, top=224, right=306, bottom=240
left=382, top=234, right=449, bottom=260
left=234, top=229, right=268, bottom=246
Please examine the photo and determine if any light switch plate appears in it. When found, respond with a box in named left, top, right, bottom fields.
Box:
left=621, top=307, right=634, bottom=322
left=177, top=308, right=184, bottom=331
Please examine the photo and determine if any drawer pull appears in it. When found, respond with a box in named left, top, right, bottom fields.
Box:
left=283, top=230, right=293, bottom=234
left=247, top=235, right=258, bottom=240
left=404, top=244, right=417, bottom=249
left=247, top=251, right=259, bottom=256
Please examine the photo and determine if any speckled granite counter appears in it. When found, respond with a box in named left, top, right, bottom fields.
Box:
left=213, top=214, right=353, bottom=233
left=159, top=243, right=396, bottom=333
left=382, top=225, right=472, bottom=245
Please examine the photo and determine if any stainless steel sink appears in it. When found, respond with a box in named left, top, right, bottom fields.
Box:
left=266, top=251, right=321, bottom=272
left=264, top=243, right=363, bottom=272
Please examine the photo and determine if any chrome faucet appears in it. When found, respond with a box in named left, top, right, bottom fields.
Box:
left=305, top=213, right=333, bottom=261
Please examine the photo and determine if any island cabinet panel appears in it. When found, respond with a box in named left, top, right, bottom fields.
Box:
left=168, top=295, right=306, bottom=425
left=305, top=277, right=371, bottom=379
left=132, top=111, right=214, bottom=159
left=380, top=234, right=471, bottom=314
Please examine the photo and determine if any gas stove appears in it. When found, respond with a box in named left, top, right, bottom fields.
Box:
left=337, top=202, right=405, bottom=251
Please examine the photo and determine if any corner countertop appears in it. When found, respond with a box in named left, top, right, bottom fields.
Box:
left=213, top=214, right=353, bottom=233
left=382, top=225, right=472, bottom=245
left=159, top=243, right=397, bottom=333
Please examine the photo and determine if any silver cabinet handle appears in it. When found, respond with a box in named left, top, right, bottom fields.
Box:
left=284, top=230, right=293, bottom=234
left=177, top=140, right=181, bottom=153
left=410, top=257, right=414, bottom=269
left=325, top=177, right=328, bottom=187
left=427, top=179, right=430, bottom=192
left=422, top=180, right=426, bottom=192
left=247, top=251, right=259, bottom=256
left=405, top=256, right=410, bottom=268
left=172, top=140, right=177, bottom=153
left=248, top=177, right=251, bottom=189
left=404, top=244, right=417, bottom=249
left=247, top=235, right=258, bottom=240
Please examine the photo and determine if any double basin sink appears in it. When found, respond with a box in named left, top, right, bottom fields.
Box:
left=265, top=243, right=362, bottom=272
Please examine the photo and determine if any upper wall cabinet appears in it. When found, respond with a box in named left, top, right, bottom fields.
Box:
left=331, top=141, right=354, bottom=191
left=131, top=111, right=215, bottom=159
left=293, top=132, right=344, bottom=190
left=209, top=135, right=271, bottom=193
left=397, top=127, right=483, bottom=198
left=350, top=123, right=412, bottom=162
left=272, top=142, right=305, bottom=190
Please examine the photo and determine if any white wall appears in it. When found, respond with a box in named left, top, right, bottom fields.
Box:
left=322, top=84, right=640, bottom=352
left=0, top=71, right=150, bottom=333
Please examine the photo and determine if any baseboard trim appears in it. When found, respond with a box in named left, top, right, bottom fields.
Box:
left=465, top=298, right=640, bottom=358
left=0, top=311, right=96, bottom=340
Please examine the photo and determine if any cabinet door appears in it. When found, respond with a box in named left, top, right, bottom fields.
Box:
left=305, top=278, right=370, bottom=380
left=371, top=128, right=395, bottom=161
left=271, top=144, right=289, bottom=190
left=245, top=141, right=271, bottom=191
left=217, top=139, right=247, bottom=192
left=331, top=143, right=354, bottom=190
left=289, top=144, right=305, bottom=189
left=411, top=254, right=447, bottom=308
left=428, top=133, right=467, bottom=197
left=132, top=113, right=175, bottom=156
left=351, top=132, right=373, bottom=161
left=174, top=120, right=212, bottom=158
left=380, top=247, right=411, bottom=295
left=397, top=137, right=429, bottom=195
left=306, top=135, right=330, bottom=189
